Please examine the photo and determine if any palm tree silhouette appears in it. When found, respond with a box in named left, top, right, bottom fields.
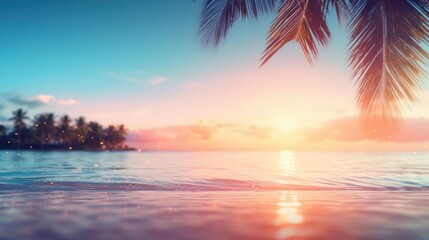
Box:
left=58, top=115, right=73, bottom=147
left=74, top=116, right=89, bottom=148
left=105, top=124, right=127, bottom=150
left=0, top=125, right=5, bottom=148
left=9, top=109, right=29, bottom=149
left=87, top=121, right=104, bottom=150
left=117, top=124, right=127, bottom=149
left=0, top=125, right=6, bottom=137
left=33, top=113, right=56, bottom=146
left=198, top=0, right=429, bottom=129
left=0, top=112, right=128, bottom=150
left=9, top=109, right=28, bottom=131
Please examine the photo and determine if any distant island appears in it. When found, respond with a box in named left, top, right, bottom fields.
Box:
left=0, top=109, right=132, bottom=151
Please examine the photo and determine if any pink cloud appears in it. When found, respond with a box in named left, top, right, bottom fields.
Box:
left=128, top=122, right=222, bottom=144
left=298, top=116, right=429, bottom=142
left=57, top=99, right=80, bottom=105
left=127, top=122, right=284, bottom=150
left=243, top=125, right=276, bottom=139
left=33, top=94, right=80, bottom=106
left=34, top=94, right=55, bottom=104
left=128, top=122, right=279, bottom=145
left=148, top=76, right=166, bottom=85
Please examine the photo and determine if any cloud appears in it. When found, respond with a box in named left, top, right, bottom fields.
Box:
left=106, top=71, right=167, bottom=85
left=148, top=76, right=166, bottom=85
left=128, top=121, right=283, bottom=148
left=243, top=125, right=276, bottom=139
left=57, top=99, right=80, bottom=105
left=128, top=122, right=222, bottom=143
left=335, top=108, right=347, bottom=114
left=5, top=94, right=79, bottom=108
left=6, top=95, right=46, bottom=108
left=34, top=94, right=55, bottom=104
left=297, top=116, right=429, bottom=142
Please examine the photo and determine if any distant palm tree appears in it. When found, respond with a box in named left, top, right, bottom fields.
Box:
left=9, top=109, right=28, bottom=132
left=198, top=0, right=429, bottom=129
left=9, top=109, right=29, bottom=149
left=0, top=125, right=6, bottom=147
left=105, top=124, right=127, bottom=150
left=32, top=113, right=56, bottom=145
left=57, top=115, right=73, bottom=147
left=87, top=121, right=104, bottom=150
left=0, top=125, right=5, bottom=137
left=74, top=116, right=88, bottom=148
left=45, top=113, right=56, bottom=142
left=117, top=124, right=127, bottom=149
left=104, top=125, right=117, bottom=150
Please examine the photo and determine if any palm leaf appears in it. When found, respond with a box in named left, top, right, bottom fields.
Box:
left=262, top=0, right=330, bottom=64
left=348, top=0, right=429, bottom=129
left=323, top=0, right=349, bottom=23
left=199, top=0, right=276, bottom=47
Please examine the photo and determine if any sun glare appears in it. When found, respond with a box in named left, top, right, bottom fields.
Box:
left=279, top=123, right=293, bottom=133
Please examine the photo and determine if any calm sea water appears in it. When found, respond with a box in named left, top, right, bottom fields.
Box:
left=0, top=151, right=428, bottom=239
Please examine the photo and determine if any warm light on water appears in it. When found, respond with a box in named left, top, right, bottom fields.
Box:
left=0, top=150, right=428, bottom=239
left=276, top=191, right=303, bottom=227
left=1, top=150, right=429, bottom=190
left=277, top=151, right=296, bottom=183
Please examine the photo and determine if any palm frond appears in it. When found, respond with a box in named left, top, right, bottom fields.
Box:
left=199, top=0, right=276, bottom=47
left=262, top=0, right=330, bottom=65
left=322, top=0, right=349, bottom=24
left=348, top=0, right=429, bottom=129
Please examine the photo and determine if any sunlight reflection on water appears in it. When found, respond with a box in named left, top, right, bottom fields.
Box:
left=277, top=150, right=296, bottom=184
left=1, top=150, right=429, bottom=190
left=1, top=150, right=429, bottom=239
left=0, top=190, right=428, bottom=240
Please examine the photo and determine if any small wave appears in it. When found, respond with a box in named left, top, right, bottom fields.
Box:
left=1, top=179, right=428, bottom=192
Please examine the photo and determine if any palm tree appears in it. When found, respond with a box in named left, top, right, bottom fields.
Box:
left=105, top=124, right=127, bottom=150
left=32, top=113, right=56, bottom=146
left=0, top=125, right=5, bottom=138
left=104, top=125, right=117, bottom=150
left=57, top=115, right=73, bottom=147
left=9, top=109, right=29, bottom=149
left=9, top=109, right=28, bottom=132
left=86, top=121, right=104, bottom=150
left=74, top=116, right=88, bottom=149
left=117, top=124, right=127, bottom=149
left=0, top=125, right=6, bottom=147
left=198, top=0, right=429, bottom=130
left=45, top=113, right=56, bottom=143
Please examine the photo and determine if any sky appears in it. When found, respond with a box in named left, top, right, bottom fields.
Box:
left=0, top=0, right=429, bottom=151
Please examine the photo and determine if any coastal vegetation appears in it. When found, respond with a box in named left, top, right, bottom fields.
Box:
left=0, top=109, right=129, bottom=151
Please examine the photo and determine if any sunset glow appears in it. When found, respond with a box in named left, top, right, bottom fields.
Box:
left=1, top=1, right=429, bottom=240
left=0, top=1, right=428, bottom=151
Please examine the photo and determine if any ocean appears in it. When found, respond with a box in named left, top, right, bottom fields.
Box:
left=0, top=151, right=428, bottom=239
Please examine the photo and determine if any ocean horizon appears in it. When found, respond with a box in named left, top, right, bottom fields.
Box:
left=1, top=150, right=428, bottom=239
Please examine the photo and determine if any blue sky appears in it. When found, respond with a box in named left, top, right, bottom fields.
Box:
left=0, top=0, right=200, bottom=95
left=0, top=0, right=279, bottom=123
left=0, top=0, right=427, bottom=146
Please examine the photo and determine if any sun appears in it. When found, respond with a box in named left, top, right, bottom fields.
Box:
left=279, top=123, right=293, bottom=133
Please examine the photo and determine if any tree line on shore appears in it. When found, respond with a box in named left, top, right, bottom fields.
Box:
left=0, top=109, right=129, bottom=150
